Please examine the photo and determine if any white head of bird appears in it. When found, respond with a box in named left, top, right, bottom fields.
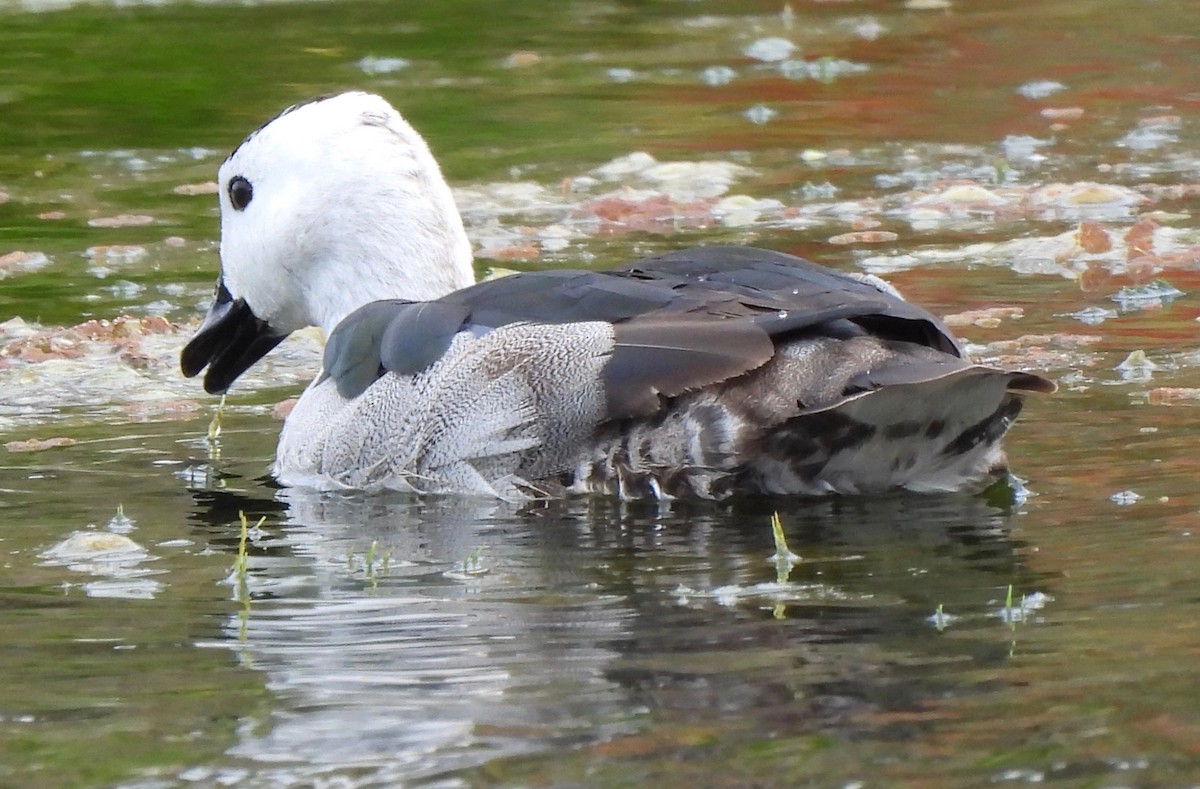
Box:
left=215, top=91, right=475, bottom=337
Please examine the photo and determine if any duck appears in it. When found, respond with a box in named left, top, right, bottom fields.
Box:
left=181, top=91, right=1054, bottom=500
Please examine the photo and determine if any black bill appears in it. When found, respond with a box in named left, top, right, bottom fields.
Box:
left=181, top=280, right=288, bottom=394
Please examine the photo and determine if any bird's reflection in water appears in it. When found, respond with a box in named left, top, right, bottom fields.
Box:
left=188, top=483, right=1045, bottom=785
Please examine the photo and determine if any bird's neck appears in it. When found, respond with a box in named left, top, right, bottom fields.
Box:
left=308, top=231, right=476, bottom=337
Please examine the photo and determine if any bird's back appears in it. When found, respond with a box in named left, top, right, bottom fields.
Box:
left=276, top=247, right=1051, bottom=498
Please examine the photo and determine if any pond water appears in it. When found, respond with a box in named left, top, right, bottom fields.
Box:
left=2, top=0, right=1200, bottom=786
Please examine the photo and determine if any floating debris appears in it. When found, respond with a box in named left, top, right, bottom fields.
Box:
left=589, top=152, right=753, bottom=201
left=39, top=527, right=162, bottom=601
left=1001, top=134, right=1051, bottom=162
left=928, top=604, right=960, bottom=631
left=106, top=280, right=146, bottom=300
left=843, top=16, right=886, bottom=40
left=997, top=589, right=1053, bottom=624
left=779, top=57, right=869, bottom=82
left=1063, top=306, right=1118, bottom=325
left=1118, top=117, right=1181, bottom=152
left=1026, top=182, right=1148, bottom=220
left=502, top=51, right=541, bottom=68
left=1115, top=349, right=1160, bottom=383
left=742, top=36, right=796, bottom=62
left=743, top=104, right=777, bottom=125
left=1040, top=107, right=1084, bottom=122
left=106, top=505, right=135, bottom=534
left=1110, top=490, right=1142, bottom=506
left=356, top=56, right=410, bottom=75
left=590, top=151, right=657, bottom=180
left=672, top=580, right=854, bottom=610
left=41, top=530, right=152, bottom=567
left=799, top=181, right=838, bottom=200
left=1016, top=80, right=1067, bottom=99
left=699, top=65, right=736, bottom=86
left=1111, top=280, right=1183, bottom=311
left=0, top=250, right=51, bottom=277
left=85, top=245, right=148, bottom=269
left=81, top=578, right=164, bottom=600
left=713, top=195, right=783, bottom=227
left=605, top=67, right=637, bottom=83
left=911, top=183, right=1014, bottom=214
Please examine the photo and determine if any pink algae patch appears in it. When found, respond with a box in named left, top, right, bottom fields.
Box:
left=87, top=214, right=156, bottom=229
left=2, top=315, right=175, bottom=365
left=1040, top=107, right=1085, bottom=121
left=124, top=399, right=202, bottom=421
left=5, top=436, right=77, bottom=453
left=1148, top=388, right=1200, bottom=406
left=484, top=241, right=540, bottom=261
left=1124, top=217, right=1160, bottom=261
left=975, top=333, right=1104, bottom=373
left=273, top=398, right=299, bottom=420
left=827, top=230, right=898, bottom=245
left=942, top=306, right=1025, bottom=329
left=502, top=50, right=542, bottom=68
left=1076, top=221, right=1112, bottom=254
left=577, top=193, right=714, bottom=235
left=172, top=182, right=219, bottom=196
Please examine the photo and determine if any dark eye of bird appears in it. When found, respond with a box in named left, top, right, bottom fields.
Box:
left=228, top=175, right=253, bottom=211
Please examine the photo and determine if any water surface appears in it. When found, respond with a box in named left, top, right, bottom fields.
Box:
left=3, top=0, right=1200, bottom=786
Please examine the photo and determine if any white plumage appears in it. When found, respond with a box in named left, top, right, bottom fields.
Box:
left=182, top=92, right=1053, bottom=500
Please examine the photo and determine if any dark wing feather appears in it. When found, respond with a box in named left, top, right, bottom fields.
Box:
left=603, top=302, right=902, bottom=420
left=844, top=344, right=1058, bottom=397
left=378, top=301, right=472, bottom=375
left=323, top=246, right=989, bottom=411
left=324, top=300, right=470, bottom=397
left=323, top=301, right=409, bottom=398
left=1009, top=372, right=1057, bottom=393
left=845, top=352, right=976, bottom=393
left=441, top=247, right=954, bottom=347
left=612, top=246, right=963, bottom=355
left=443, top=269, right=686, bottom=328
left=604, top=319, right=775, bottom=418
